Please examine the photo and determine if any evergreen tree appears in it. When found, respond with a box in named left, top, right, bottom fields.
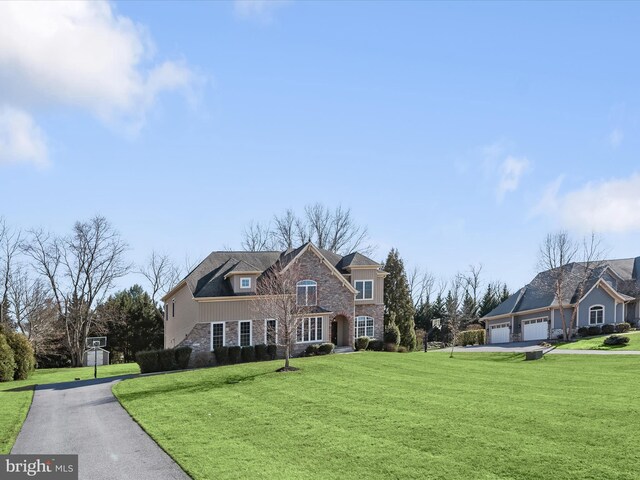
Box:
left=96, top=285, right=163, bottom=362
left=500, top=284, right=510, bottom=302
left=460, top=291, right=477, bottom=326
left=383, top=249, right=417, bottom=350
left=414, top=298, right=431, bottom=331
left=478, top=283, right=498, bottom=318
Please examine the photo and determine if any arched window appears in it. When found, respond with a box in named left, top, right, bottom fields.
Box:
left=589, top=305, right=604, bottom=325
left=355, top=316, right=374, bottom=338
left=297, top=280, right=317, bottom=306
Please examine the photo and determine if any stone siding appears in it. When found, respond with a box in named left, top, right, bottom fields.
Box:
left=355, top=304, right=384, bottom=340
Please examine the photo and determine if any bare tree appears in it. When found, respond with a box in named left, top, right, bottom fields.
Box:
left=408, top=266, right=435, bottom=310
left=251, top=261, right=303, bottom=371
left=242, top=203, right=373, bottom=255
left=22, top=216, right=131, bottom=366
left=446, top=275, right=465, bottom=358
left=0, top=218, right=21, bottom=325
left=139, top=251, right=181, bottom=305
left=538, top=231, right=605, bottom=341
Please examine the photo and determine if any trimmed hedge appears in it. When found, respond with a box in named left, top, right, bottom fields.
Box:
left=384, top=321, right=401, bottom=346
left=214, top=346, right=229, bottom=365
left=587, top=326, right=602, bottom=336
left=367, top=340, right=384, bottom=351
left=305, top=344, right=320, bottom=356
left=158, top=349, right=177, bottom=371
left=318, top=343, right=334, bottom=355
left=616, top=322, right=631, bottom=333
left=5, top=331, right=35, bottom=380
left=135, top=350, right=159, bottom=374
left=255, top=344, right=268, bottom=361
left=601, top=324, right=615, bottom=335
left=577, top=327, right=589, bottom=337
left=354, top=337, right=370, bottom=351
left=174, top=346, right=192, bottom=370
left=228, top=346, right=242, bottom=364
left=0, top=334, right=16, bottom=382
left=241, top=345, right=256, bottom=363
left=457, top=330, right=485, bottom=346
left=603, top=335, right=630, bottom=346
left=266, top=344, right=278, bottom=360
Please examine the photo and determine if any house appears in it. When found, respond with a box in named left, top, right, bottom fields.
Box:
left=482, top=257, right=640, bottom=343
left=161, top=242, right=387, bottom=357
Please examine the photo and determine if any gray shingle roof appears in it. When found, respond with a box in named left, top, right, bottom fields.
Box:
left=181, top=243, right=381, bottom=299
left=483, top=257, right=640, bottom=318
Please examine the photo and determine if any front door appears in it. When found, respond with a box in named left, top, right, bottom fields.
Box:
left=331, top=320, right=338, bottom=345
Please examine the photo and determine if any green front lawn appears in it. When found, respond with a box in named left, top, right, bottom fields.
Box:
left=557, top=331, right=640, bottom=350
left=114, top=352, right=640, bottom=480
left=0, top=362, right=139, bottom=453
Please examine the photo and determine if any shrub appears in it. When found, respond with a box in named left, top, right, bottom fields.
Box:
left=603, top=335, right=630, bottom=346
left=305, top=344, right=320, bottom=356
left=318, top=343, right=334, bottom=355
left=397, top=346, right=409, bottom=353
left=354, top=337, right=370, bottom=351
left=214, top=346, right=229, bottom=365
left=174, top=346, right=192, bottom=369
left=228, top=346, right=242, bottom=364
left=577, top=327, right=589, bottom=337
left=5, top=331, right=35, bottom=380
left=457, top=330, right=485, bottom=346
left=241, top=345, right=256, bottom=363
left=0, top=334, right=16, bottom=382
left=616, top=322, right=631, bottom=333
left=466, top=323, right=483, bottom=331
left=367, top=340, right=384, bottom=351
left=266, top=344, right=278, bottom=360
left=135, top=350, right=159, bottom=374
left=587, top=326, right=602, bottom=336
left=255, top=344, right=268, bottom=361
left=158, top=349, right=178, bottom=371
left=601, top=324, right=615, bottom=334
left=384, top=342, right=398, bottom=352
left=384, top=321, right=401, bottom=346
left=192, top=351, right=212, bottom=368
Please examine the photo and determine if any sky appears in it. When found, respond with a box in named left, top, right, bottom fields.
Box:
left=2, top=0, right=640, bottom=294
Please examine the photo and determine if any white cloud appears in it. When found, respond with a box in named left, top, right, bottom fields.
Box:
left=497, top=156, right=530, bottom=201
left=234, top=0, right=290, bottom=22
left=535, top=173, right=640, bottom=233
left=609, top=128, right=624, bottom=148
left=0, top=1, right=200, bottom=165
left=0, top=107, right=48, bottom=168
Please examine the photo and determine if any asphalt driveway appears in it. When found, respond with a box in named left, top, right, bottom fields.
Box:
left=446, top=341, right=550, bottom=353
left=11, top=375, right=190, bottom=480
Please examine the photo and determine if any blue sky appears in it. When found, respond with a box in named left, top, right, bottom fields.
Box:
left=2, top=1, right=640, bottom=293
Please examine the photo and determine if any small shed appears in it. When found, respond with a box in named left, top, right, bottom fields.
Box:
left=83, top=347, right=110, bottom=366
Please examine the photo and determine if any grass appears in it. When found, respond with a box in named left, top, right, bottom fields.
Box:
left=0, top=362, right=139, bottom=454
left=557, top=331, right=640, bottom=350
left=114, top=352, right=640, bottom=480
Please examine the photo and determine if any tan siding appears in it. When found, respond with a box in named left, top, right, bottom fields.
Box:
left=351, top=268, right=384, bottom=305
left=229, top=274, right=258, bottom=294
left=164, top=284, right=199, bottom=349
left=199, top=300, right=254, bottom=322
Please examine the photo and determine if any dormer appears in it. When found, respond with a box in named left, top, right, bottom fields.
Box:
left=223, top=259, right=262, bottom=294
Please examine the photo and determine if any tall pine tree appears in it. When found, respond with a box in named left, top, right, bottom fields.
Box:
left=384, top=248, right=416, bottom=350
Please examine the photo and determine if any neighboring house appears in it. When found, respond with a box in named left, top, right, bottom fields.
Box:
left=482, top=257, right=640, bottom=343
left=161, top=242, right=387, bottom=357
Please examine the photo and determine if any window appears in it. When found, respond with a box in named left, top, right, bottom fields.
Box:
left=164, top=306, right=168, bottom=322
left=297, top=280, right=317, bottom=306
left=265, top=319, right=277, bottom=345
left=354, top=280, right=374, bottom=300
left=172, top=299, right=175, bottom=317
left=239, top=320, right=252, bottom=346
left=355, top=316, right=374, bottom=338
left=297, top=317, right=323, bottom=343
left=589, top=305, right=604, bottom=325
left=240, top=277, right=251, bottom=289
left=211, top=322, right=224, bottom=350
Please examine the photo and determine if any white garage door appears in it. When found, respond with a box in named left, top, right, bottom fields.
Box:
left=522, top=319, right=549, bottom=341
left=490, top=325, right=510, bottom=344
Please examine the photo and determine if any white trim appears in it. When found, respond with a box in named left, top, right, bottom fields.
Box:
left=521, top=316, right=549, bottom=325
left=296, top=280, right=318, bottom=306
left=588, top=304, right=605, bottom=325
left=238, top=320, right=252, bottom=346
left=614, top=301, right=617, bottom=324
left=354, top=280, right=374, bottom=300
left=296, top=316, right=323, bottom=343
left=579, top=279, right=628, bottom=303
left=240, top=277, right=251, bottom=289
left=354, top=316, right=375, bottom=338
left=210, top=321, right=225, bottom=351
left=264, top=318, right=277, bottom=345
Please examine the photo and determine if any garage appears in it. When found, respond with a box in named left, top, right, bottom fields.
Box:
left=489, top=323, right=510, bottom=344
left=522, top=318, right=549, bottom=341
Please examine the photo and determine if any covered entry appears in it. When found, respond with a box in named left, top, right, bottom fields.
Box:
left=331, top=315, right=350, bottom=346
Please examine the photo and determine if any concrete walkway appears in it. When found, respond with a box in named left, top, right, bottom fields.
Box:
left=11, top=375, right=190, bottom=480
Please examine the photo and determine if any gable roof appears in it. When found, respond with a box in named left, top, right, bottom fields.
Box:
left=483, top=256, right=640, bottom=319
left=161, top=243, right=381, bottom=301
